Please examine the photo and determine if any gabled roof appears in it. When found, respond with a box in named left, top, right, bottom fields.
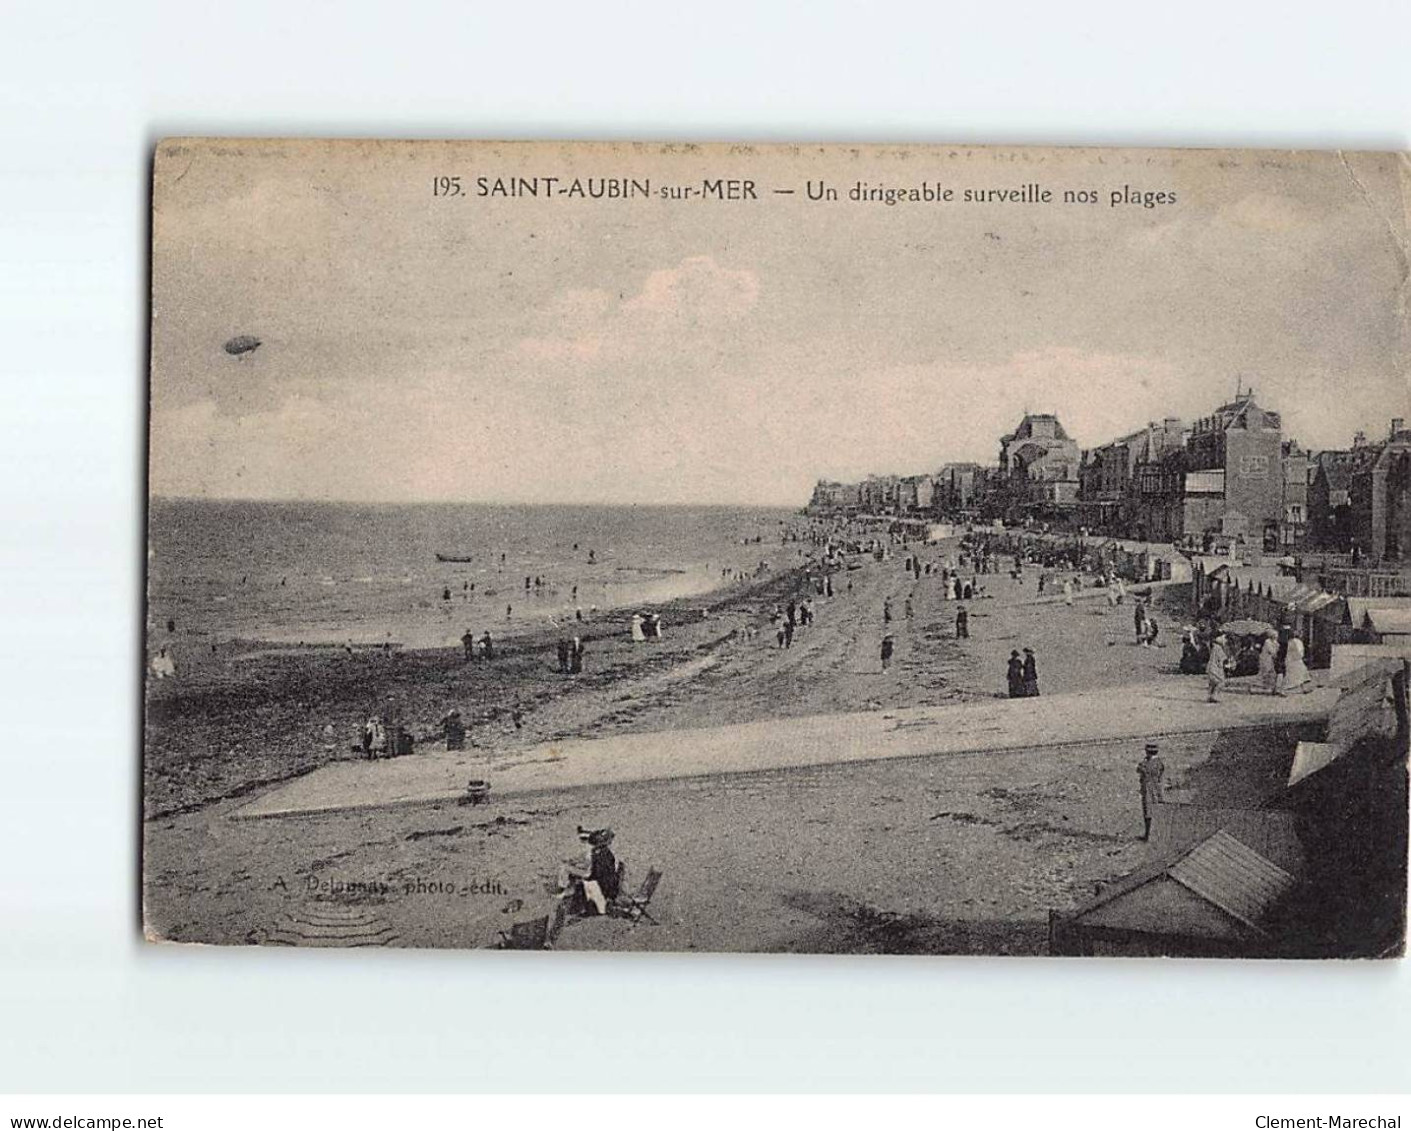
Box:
left=1282, top=585, right=1344, bottom=618
left=1065, top=827, right=1297, bottom=942
left=1315, top=447, right=1380, bottom=490
left=1008, top=413, right=1071, bottom=441
left=1365, top=607, right=1411, bottom=635
left=1211, top=396, right=1280, bottom=432
left=1346, top=597, right=1411, bottom=624
left=1318, top=463, right=1357, bottom=492
left=1167, top=831, right=1296, bottom=932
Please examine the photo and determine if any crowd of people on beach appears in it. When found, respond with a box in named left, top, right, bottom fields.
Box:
left=209, top=511, right=1330, bottom=872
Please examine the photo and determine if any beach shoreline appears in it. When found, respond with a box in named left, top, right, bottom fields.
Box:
left=144, top=520, right=1247, bottom=954
left=144, top=558, right=815, bottom=819
left=146, top=498, right=799, bottom=652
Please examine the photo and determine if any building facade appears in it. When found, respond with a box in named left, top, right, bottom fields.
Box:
left=936, top=462, right=986, bottom=513
left=1183, top=394, right=1285, bottom=547
left=1308, top=446, right=1375, bottom=550
left=1079, top=418, right=1186, bottom=534
left=1123, top=393, right=1291, bottom=548
left=1280, top=440, right=1309, bottom=549
left=998, top=413, right=1080, bottom=515
left=1350, top=421, right=1411, bottom=563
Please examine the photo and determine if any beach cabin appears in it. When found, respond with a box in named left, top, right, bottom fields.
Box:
left=1048, top=824, right=1300, bottom=958
left=1351, top=599, right=1411, bottom=642
left=1334, top=598, right=1411, bottom=672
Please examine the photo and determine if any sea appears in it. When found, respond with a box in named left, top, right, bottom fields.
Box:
left=147, top=499, right=796, bottom=652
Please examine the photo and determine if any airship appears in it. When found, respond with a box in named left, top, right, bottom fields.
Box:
left=223, top=335, right=262, bottom=358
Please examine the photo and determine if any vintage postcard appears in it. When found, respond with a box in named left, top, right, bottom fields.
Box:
left=145, top=140, right=1409, bottom=956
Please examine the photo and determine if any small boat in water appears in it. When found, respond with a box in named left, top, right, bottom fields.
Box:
left=435, top=553, right=474, bottom=563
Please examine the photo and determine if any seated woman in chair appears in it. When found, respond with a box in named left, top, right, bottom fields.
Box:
left=561, top=827, right=622, bottom=916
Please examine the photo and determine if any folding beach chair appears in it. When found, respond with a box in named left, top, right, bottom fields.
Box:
left=614, top=867, right=663, bottom=925
left=546, top=899, right=568, bottom=946
left=497, top=914, right=550, bottom=950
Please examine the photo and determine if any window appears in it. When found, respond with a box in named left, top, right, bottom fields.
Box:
left=1238, top=454, right=1270, bottom=478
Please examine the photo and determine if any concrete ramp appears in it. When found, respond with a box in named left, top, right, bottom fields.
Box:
left=233, top=679, right=1339, bottom=820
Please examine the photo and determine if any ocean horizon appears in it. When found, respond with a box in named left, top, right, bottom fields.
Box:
left=147, top=498, right=800, bottom=651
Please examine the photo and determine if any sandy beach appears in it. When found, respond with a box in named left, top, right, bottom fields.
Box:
left=143, top=524, right=1273, bottom=952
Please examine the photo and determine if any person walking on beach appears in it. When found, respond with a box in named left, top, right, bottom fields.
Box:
left=1006, top=650, right=1024, bottom=698
left=367, top=715, right=389, bottom=758
left=481, top=631, right=494, bottom=662
left=904, top=596, right=914, bottom=620
left=784, top=618, right=795, bottom=649
left=1258, top=629, right=1278, bottom=694
left=441, top=709, right=466, bottom=752
left=1137, top=742, right=1166, bottom=840
left=506, top=603, right=513, bottom=620
left=880, top=633, right=894, bottom=672
left=556, top=637, right=571, bottom=673
left=462, top=629, right=476, bottom=662
left=570, top=635, right=584, bottom=675
left=1273, top=625, right=1293, bottom=694
left=1205, top=633, right=1229, bottom=702
left=1134, top=600, right=1147, bottom=644
left=955, top=604, right=969, bottom=639
left=883, top=598, right=893, bottom=624
left=1062, top=577, right=1074, bottom=607
left=1022, top=648, right=1040, bottom=697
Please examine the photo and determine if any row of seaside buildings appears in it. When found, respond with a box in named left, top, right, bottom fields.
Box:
left=807, top=391, right=1411, bottom=563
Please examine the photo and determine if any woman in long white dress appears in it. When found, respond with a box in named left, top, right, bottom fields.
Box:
left=1281, top=634, right=1312, bottom=694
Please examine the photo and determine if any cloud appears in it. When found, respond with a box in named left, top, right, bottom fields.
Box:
left=622, top=255, right=760, bottom=318
left=513, top=255, right=760, bottom=364
left=149, top=147, right=1407, bottom=506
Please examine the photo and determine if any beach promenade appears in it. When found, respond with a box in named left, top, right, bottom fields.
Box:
left=237, top=678, right=1338, bottom=819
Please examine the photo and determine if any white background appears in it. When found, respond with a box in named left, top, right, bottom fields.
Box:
left=1, top=0, right=1408, bottom=1094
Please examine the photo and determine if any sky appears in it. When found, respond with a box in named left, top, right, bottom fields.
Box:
left=149, top=141, right=1410, bottom=506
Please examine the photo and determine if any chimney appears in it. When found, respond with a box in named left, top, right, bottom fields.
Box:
left=1392, top=418, right=1405, bottom=437
left=1354, top=430, right=1367, bottom=448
